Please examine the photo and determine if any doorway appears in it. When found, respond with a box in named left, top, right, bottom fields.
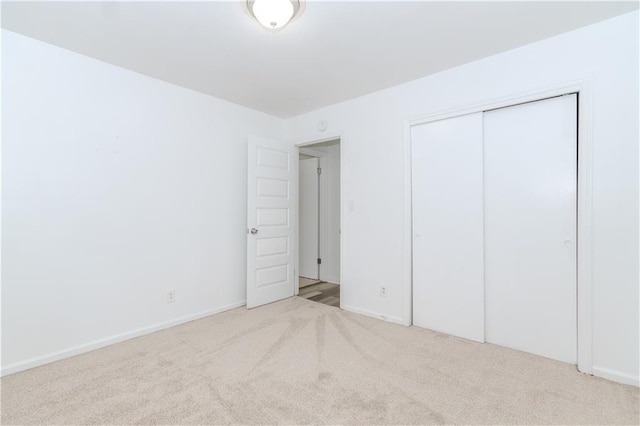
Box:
left=297, top=138, right=341, bottom=307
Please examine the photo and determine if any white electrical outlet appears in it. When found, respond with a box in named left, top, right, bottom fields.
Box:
left=166, top=290, right=175, bottom=303
left=380, top=286, right=387, bottom=298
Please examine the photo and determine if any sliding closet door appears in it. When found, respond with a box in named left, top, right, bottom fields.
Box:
left=412, top=113, right=484, bottom=342
left=484, top=95, right=577, bottom=363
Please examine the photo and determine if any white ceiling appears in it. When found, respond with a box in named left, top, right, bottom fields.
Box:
left=2, top=1, right=637, bottom=118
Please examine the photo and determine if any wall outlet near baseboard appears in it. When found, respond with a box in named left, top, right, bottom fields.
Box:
left=380, top=286, right=387, bottom=298
left=166, top=290, right=176, bottom=303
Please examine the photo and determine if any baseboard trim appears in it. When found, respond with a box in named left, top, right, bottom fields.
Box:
left=1, top=300, right=246, bottom=377
left=592, top=366, right=639, bottom=387
left=341, top=305, right=404, bottom=325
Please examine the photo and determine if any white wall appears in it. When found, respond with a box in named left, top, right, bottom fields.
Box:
left=285, top=12, right=639, bottom=385
left=1, top=30, right=284, bottom=374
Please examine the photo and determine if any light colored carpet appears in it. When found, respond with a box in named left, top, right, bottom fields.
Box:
left=2, top=297, right=638, bottom=425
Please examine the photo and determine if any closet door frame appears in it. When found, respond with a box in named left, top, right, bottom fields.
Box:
left=402, top=79, right=594, bottom=375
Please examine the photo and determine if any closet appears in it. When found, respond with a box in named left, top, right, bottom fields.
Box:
left=411, top=94, right=577, bottom=363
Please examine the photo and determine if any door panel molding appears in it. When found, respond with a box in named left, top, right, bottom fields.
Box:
left=247, top=136, right=296, bottom=308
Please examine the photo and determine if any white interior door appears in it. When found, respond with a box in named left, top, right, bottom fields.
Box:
left=247, top=136, right=296, bottom=309
left=299, top=157, right=319, bottom=279
left=412, top=113, right=485, bottom=342
left=484, top=94, right=577, bottom=363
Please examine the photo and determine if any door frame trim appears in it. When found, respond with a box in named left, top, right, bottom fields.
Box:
left=403, top=78, right=594, bottom=375
left=295, top=135, right=343, bottom=308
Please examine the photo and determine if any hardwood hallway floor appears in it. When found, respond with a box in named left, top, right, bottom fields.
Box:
left=298, top=279, right=340, bottom=307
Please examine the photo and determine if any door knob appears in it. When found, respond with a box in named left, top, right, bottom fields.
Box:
left=250, top=228, right=259, bottom=235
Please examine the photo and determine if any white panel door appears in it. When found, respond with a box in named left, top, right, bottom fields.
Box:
left=412, top=112, right=485, bottom=342
left=299, top=157, right=319, bottom=279
left=247, top=136, right=296, bottom=309
left=484, top=94, right=577, bottom=363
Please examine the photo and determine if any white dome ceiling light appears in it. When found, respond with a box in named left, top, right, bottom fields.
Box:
left=245, top=0, right=305, bottom=31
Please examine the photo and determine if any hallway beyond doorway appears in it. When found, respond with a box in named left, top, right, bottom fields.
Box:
left=298, top=280, right=340, bottom=307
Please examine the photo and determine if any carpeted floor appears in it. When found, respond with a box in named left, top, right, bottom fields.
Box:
left=2, top=297, right=638, bottom=425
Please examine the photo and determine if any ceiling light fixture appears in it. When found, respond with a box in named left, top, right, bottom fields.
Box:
left=245, top=0, right=304, bottom=31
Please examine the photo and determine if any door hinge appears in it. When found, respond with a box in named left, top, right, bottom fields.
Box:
left=317, top=167, right=322, bottom=175
left=317, top=258, right=322, bottom=265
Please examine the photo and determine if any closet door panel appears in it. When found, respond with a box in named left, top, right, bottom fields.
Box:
left=484, top=95, right=577, bottom=363
left=412, top=113, right=484, bottom=342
